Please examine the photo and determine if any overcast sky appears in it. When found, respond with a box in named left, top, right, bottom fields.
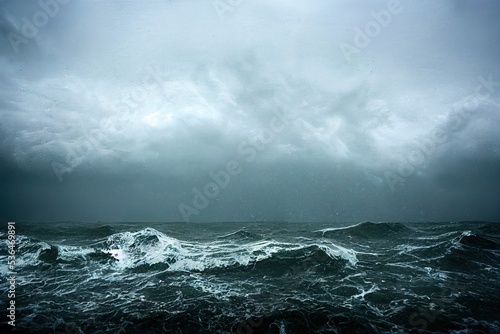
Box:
left=0, top=0, right=499, bottom=222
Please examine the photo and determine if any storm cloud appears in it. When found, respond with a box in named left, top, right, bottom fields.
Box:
left=0, top=0, right=499, bottom=222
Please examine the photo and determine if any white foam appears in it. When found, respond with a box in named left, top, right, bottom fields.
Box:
left=99, top=228, right=359, bottom=273
left=326, top=243, right=358, bottom=266
left=103, top=249, right=126, bottom=262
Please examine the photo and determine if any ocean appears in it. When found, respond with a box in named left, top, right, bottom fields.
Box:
left=1, top=221, right=499, bottom=333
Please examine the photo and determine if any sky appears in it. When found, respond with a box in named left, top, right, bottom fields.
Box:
left=0, top=0, right=499, bottom=223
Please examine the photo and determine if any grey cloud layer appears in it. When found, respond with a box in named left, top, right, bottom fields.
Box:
left=1, top=0, right=499, bottom=222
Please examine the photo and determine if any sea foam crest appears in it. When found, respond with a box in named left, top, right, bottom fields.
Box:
left=102, top=228, right=358, bottom=271
left=103, top=227, right=183, bottom=268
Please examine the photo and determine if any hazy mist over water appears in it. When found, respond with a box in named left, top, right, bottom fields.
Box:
left=1, top=0, right=500, bottom=222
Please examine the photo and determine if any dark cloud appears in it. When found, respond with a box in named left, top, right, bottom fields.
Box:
left=0, top=0, right=499, bottom=222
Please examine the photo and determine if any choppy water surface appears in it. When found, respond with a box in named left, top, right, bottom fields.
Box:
left=1, top=221, right=499, bottom=333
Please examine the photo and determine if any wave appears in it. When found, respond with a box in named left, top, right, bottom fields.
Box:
left=102, top=228, right=358, bottom=272
left=456, top=232, right=500, bottom=250
left=2, top=222, right=499, bottom=333
left=3, top=228, right=358, bottom=274
left=216, top=229, right=263, bottom=241
left=316, top=221, right=413, bottom=239
left=396, top=231, right=500, bottom=272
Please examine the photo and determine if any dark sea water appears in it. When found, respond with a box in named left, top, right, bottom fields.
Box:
left=1, top=221, right=499, bottom=334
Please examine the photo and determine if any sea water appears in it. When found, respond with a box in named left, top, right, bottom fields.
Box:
left=1, top=221, right=499, bottom=333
